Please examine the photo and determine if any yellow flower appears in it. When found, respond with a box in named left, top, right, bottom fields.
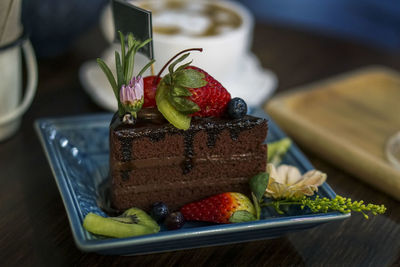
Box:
left=265, top=163, right=327, bottom=199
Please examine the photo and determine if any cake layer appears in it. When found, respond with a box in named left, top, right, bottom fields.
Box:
left=110, top=116, right=267, bottom=161
left=111, top=153, right=266, bottom=186
left=111, top=177, right=251, bottom=211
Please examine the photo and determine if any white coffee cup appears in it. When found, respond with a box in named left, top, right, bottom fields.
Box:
left=0, top=37, right=38, bottom=141
left=101, top=0, right=254, bottom=84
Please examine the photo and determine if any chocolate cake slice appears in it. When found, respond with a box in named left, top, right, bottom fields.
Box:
left=110, top=110, right=268, bottom=211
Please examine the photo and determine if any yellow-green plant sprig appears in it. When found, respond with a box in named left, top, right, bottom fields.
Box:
left=262, top=195, right=386, bottom=219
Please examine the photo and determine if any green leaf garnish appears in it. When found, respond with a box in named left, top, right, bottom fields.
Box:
left=136, top=38, right=152, bottom=51
left=96, top=58, right=118, bottom=100
left=174, top=69, right=207, bottom=88
left=156, top=80, right=191, bottom=130
left=175, top=61, right=193, bottom=73
left=229, top=210, right=257, bottom=223
left=171, top=86, right=192, bottom=97
left=119, top=31, right=126, bottom=74
left=156, top=51, right=207, bottom=129
left=124, top=33, right=136, bottom=85
left=97, top=31, right=154, bottom=116
left=115, top=51, right=124, bottom=90
left=252, top=192, right=261, bottom=220
left=168, top=53, right=190, bottom=76
left=138, top=59, right=156, bottom=77
left=249, top=172, right=269, bottom=202
left=163, top=73, right=172, bottom=85
left=169, top=95, right=200, bottom=114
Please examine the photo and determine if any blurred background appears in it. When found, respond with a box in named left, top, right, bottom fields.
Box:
left=2, top=1, right=400, bottom=265
left=21, top=0, right=400, bottom=58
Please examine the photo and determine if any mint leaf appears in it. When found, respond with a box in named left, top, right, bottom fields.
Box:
left=229, top=210, right=257, bottom=223
left=250, top=172, right=269, bottom=202
left=171, top=86, right=192, bottom=97
left=174, top=69, right=207, bottom=88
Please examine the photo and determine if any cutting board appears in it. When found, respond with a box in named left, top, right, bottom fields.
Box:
left=266, top=66, right=400, bottom=200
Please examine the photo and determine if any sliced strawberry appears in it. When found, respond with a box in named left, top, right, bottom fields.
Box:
left=180, top=192, right=256, bottom=224
left=186, top=66, right=231, bottom=117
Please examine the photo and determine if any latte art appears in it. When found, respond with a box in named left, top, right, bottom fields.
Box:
left=138, top=0, right=242, bottom=37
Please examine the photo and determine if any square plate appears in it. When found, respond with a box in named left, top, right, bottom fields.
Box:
left=34, top=108, right=349, bottom=255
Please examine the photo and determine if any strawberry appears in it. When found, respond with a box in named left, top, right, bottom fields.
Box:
left=143, top=76, right=160, bottom=108
left=155, top=49, right=232, bottom=129
left=146, top=67, right=231, bottom=117
left=185, top=66, right=231, bottom=117
left=180, top=192, right=256, bottom=224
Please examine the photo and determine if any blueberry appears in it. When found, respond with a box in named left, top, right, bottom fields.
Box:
left=164, top=211, right=185, bottom=230
left=150, top=202, right=169, bottom=222
left=227, top=97, right=247, bottom=119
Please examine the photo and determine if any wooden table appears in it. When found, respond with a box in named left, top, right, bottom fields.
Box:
left=1, top=23, right=400, bottom=266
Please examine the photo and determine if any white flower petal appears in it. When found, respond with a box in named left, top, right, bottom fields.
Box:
left=265, top=163, right=327, bottom=199
left=267, top=164, right=278, bottom=179
left=297, top=170, right=327, bottom=187
left=275, top=165, right=301, bottom=185
left=286, top=167, right=303, bottom=185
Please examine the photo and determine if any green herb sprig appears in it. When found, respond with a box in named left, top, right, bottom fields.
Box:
left=262, top=195, right=386, bottom=219
left=97, top=31, right=155, bottom=116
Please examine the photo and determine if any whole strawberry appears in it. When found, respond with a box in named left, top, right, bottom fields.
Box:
left=153, top=49, right=233, bottom=129
left=180, top=192, right=256, bottom=224
left=144, top=67, right=231, bottom=117
left=185, top=66, right=231, bottom=117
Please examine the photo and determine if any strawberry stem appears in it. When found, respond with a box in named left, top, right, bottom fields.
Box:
left=153, top=48, right=203, bottom=85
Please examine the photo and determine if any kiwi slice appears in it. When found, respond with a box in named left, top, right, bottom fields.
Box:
left=123, top=207, right=160, bottom=232
left=83, top=209, right=160, bottom=238
left=156, top=80, right=191, bottom=130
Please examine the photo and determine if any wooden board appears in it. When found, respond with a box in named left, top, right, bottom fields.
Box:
left=265, top=66, right=400, bottom=200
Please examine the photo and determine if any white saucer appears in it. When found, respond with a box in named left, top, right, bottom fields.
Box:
left=79, top=50, right=278, bottom=111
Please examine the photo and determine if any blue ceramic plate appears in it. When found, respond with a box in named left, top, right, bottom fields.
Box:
left=34, top=108, right=349, bottom=255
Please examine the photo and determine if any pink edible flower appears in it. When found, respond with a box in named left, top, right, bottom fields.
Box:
left=120, top=76, right=144, bottom=113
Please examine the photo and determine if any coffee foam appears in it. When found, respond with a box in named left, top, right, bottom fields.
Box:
left=138, top=0, right=242, bottom=37
left=153, top=11, right=211, bottom=36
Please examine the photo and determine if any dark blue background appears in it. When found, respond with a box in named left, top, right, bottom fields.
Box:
left=22, top=0, right=400, bottom=58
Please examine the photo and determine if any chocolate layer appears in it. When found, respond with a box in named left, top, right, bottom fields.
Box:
left=111, top=177, right=252, bottom=211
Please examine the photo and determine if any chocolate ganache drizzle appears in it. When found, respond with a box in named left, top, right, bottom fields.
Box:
left=111, top=109, right=266, bottom=174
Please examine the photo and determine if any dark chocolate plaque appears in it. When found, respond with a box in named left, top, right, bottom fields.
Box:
left=112, top=0, right=153, bottom=59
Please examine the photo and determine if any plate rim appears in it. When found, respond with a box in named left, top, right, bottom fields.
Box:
left=34, top=110, right=350, bottom=254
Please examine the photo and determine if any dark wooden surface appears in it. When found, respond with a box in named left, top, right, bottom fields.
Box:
left=1, top=22, right=400, bottom=266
